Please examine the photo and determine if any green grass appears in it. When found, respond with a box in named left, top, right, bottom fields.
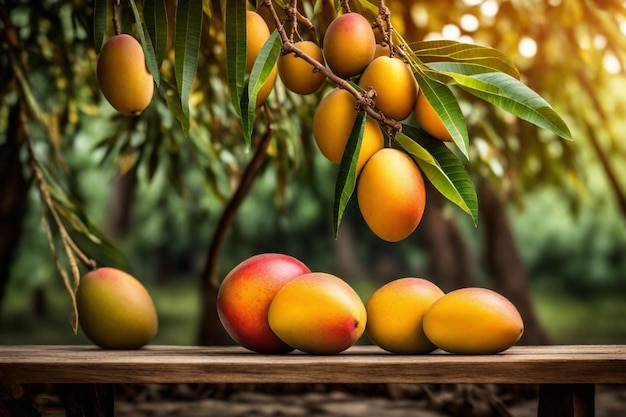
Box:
left=1, top=280, right=625, bottom=345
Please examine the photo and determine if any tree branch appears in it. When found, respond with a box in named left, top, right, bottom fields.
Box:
left=261, top=0, right=402, bottom=132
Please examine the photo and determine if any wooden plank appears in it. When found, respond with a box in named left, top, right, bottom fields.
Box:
left=538, top=384, right=595, bottom=417
left=0, top=345, right=625, bottom=385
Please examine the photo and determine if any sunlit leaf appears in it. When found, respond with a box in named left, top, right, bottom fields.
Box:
left=333, top=112, right=366, bottom=238
left=226, top=0, right=247, bottom=115
left=242, top=31, right=280, bottom=146
left=432, top=70, right=573, bottom=140
left=413, top=70, right=470, bottom=159
left=93, top=0, right=108, bottom=53
left=412, top=40, right=520, bottom=79
left=397, top=125, right=478, bottom=225
left=128, top=0, right=161, bottom=85
left=174, top=0, right=202, bottom=136
left=143, top=0, right=169, bottom=69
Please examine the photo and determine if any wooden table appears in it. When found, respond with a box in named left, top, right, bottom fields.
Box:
left=1, top=344, right=625, bottom=416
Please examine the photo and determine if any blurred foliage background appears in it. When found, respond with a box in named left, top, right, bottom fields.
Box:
left=1, top=0, right=625, bottom=346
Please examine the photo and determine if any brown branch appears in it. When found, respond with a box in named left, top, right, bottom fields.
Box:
left=261, top=0, right=402, bottom=132
left=202, top=109, right=276, bottom=290
left=111, top=0, right=120, bottom=35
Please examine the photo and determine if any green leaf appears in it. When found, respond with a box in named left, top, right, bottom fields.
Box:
left=242, top=30, right=280, bottom=145
left=411, top=40, right=520, bottom=79
left=333, top=112, right=366, bottom=238
left=93, top=0, right=108, bottom=53
left=174, top=0, right=203, bottom=136
left=163, top=77, right=190, bottom=139
left=397, top=125, right=478, bottom=225
left=143, top=0, right=169, bottom=69
left=433, top=70, right=573, bottom=140
left=226, top=0, right=247, bottom=115
left=128, top=0, right=161, bottom=85
left=413, top=71, right=470, bottom=159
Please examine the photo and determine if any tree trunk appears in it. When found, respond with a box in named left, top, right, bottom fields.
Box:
left=419, top=182, right=479, bottom=292
left=0, top=104, right=30, bottom=308
left=197, top=129, right=273, bottom=346
left=479, top=181, right=550, bottom=345
left=103, top=169, right=136, bottom=240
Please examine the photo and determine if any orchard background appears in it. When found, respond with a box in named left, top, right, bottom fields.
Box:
left=1, top=0, right=625, bottom=351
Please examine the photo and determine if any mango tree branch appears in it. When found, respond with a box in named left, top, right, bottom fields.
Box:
left=261, top=0, right=402, bottom=133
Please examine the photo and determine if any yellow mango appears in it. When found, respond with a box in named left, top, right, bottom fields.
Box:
left=423, top=287, right=524, bottom=354
left=97, top=34, right=154, bottom=116
left=366, top=277, right=444, bottom=354
left=268, top=272, right=366, bottom=354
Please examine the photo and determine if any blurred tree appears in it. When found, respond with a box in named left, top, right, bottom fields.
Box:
left=2, top=0, right=623, bottom=348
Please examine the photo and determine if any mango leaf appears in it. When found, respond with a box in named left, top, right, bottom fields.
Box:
left=92, top=0, right=108, bottom=53
left=428, top=69, right=573, bottom=141
left=143, top=0, right=169, bottom=69
left=413, top=70, right=470, bottom=159
left=333, top=112, right=366, bottom=238
left=128, top=0, right=160, bottom=85
left=173, top=0, right=202, bottom=136
left=397, top=125, right=478, bottom=225
left=226, top=0, right=247, bottom=115
left=242, top=30, right=280, bottom=146
left=411, top=40, right=520, bottom=79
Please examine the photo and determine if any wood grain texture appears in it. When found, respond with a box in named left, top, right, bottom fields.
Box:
left=0, top=345, right=624, bottom=384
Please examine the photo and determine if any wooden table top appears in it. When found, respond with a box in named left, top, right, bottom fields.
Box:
left=1, top=344, right=625, bottom=384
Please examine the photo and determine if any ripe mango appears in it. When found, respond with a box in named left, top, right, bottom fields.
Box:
left=366, top=278, right=444, bottom=354
left=313, top=88, right=384, bottom=174
left=323, top=13, right=376, bottom=78
left=414, top=90, right=454, bottom=142
left=255, top=65, right=277, bottom=107
left=96, top=34, right=154, bottom=116
left=278, top=40, right=326, bottom=95
left=76, top=267, right=158, bottom=349
left=268, top=272, right=366, bottom=354
left=423, top=287, right=524, bottom=354
left=358, top=56, right=418, bottom=121
left=357, top=148, right=426, bottom=242
left=246, top=11, right=271, bottom=72
left=217, top=253, right=310, bottom=353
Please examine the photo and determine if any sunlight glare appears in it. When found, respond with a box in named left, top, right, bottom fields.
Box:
left=460, top=14, right=480, bottom=32
left=463, top=0, right=483, bottom=5
left=593, top=34, right=607, bottom=50
left=442, top=24, right=461, bottom=40
left=481, top=0, right=499, bottom=17
left=603, top=52, right=622, bottom=74
left=410, top=4, right=429, bottom=28
left=518, top=37, right=537, bottom=58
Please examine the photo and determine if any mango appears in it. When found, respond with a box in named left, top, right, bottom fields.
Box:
left=357, top=148, right=426, bottom=242
left=268, top=272, right=366, bottom=354
left=323, top=13, right=376, bottom=78
left=76, top=267, right=158, bottom=349
left=313, top=88, right=384, bottom=174
left=423, top=287, right=524, bottom=354
left=217, top=253, right=310, bottom=353
left=358, top=56, right=418, bottom=121
left=414, top=90, right=454, bottom=142
left=278, top=40, right=326, bottom=95
left=366, top=278, right=444, bottom=354
left=255, top=65, right=277, bottom=107
left=97, top=34, right=154, bottom=116
left=246, top=11, right=271, bottom=72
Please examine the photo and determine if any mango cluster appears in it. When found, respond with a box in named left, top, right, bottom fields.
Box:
left=245, top=10, right=453, bottom=242
left=217, top=253, right=366, bottom=355
left=217, top=253, right=524, bottom=355
left=366, top=278, right=525, bottom=354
